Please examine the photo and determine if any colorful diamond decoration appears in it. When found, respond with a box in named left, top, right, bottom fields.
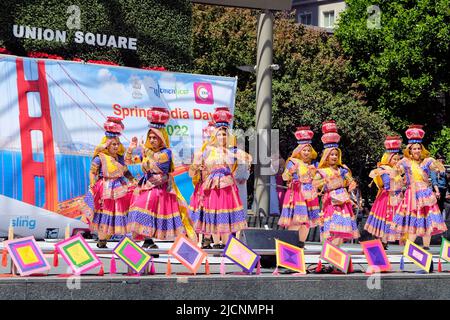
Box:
left=4, top=236, right=51, bottom=276
left=55, top=234, right=102, bottom=275
left=360, top=239, right=391, bottom=272
left=403, top=240, right=432, bottom=273
left=113, top=237, right=151, bottom=274
left=320, top=241, right=351, bottom=273
left=275, top=239, right=306, bottom=274
left=440, top=237, right=450, bottom=263
left=168, top=234, right=206, bottom=274
left=224, top=236, right=260, bottom=273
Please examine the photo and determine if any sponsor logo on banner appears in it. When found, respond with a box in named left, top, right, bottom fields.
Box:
left=194, top=82, right=214, bottom=104
left=11, top=216, right=37, bottom=230
left=149, top=84, right=190, bottom=98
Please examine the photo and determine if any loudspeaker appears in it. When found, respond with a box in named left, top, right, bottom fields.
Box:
left=239, top=229, right=299, bottom=268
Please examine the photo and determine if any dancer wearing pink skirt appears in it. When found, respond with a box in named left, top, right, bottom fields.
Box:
left=314, top=121, right=360, bottom=246
left=364, top=136, right=403, bottom=248
left=189, top=107, right=251, bottom=249
left=279, top=126, right=321, bottom=248
left=392, top=125, right=447, bottom=249
left=83, top=117, right=136, bottom=248
left=126, top=108, right=195, bottom=249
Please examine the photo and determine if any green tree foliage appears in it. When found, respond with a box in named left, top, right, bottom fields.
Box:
left=192, top=5, right=391, bottom=200
left=0, top=0, right=192, bottom=70
left=429, top=126, right=450, bottom=162
left=335, top=0, right=450, bottom=134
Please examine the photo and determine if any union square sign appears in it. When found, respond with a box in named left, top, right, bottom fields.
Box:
left=12, top=24, right=138, bottom=51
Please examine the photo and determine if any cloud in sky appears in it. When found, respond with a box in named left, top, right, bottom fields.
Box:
left=93, top=68, right=134, bottom=104
left=97, top=68, right=117, bottom=83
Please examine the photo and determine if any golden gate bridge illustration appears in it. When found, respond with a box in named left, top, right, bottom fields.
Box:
left=1, top=56, right=191, bottom=228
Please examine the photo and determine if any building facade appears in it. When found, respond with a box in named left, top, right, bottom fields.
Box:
left=292, top=0, right=346, bottom=31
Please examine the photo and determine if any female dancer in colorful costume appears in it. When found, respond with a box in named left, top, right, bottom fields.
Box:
left=83, top=117, right=137, bottom=248
left=364, top=136, right=403, bottom=248
left=392, top=125, right=447, bottom=249
left=126, top=108, right=196, bottom=248
left=278, top=126, right=321, bottom=248
left=314, top=121, right=360, bottom=246
left=189, top=107, right=251, bottom=249
left=190, top=121, right=215, bottom=249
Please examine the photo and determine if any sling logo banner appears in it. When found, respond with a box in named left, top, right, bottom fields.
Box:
left=11, top=216, right=37, bottom=230
left=194, top=82, right=214, bottom=104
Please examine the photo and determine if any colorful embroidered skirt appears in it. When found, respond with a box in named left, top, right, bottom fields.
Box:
left=364, top=190, right=400, bottom=242
left=126, top=184, right=185, bottom=240
left=393, top=188, right=447, bottom=236
left=83, top=179, right=131, bottom=236
left=190, top=184, right=247, bottom=235
left=189, top=182, right=205, bottom=217
left=321, top=193, right=360, bottom=240
left=278, top=182, right=320, bottom=228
